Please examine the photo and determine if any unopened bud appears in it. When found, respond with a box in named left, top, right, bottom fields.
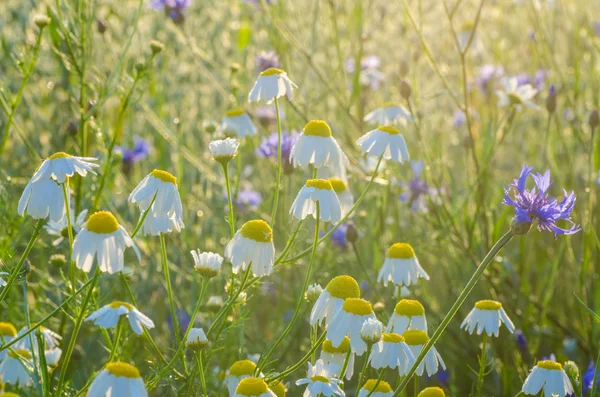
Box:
left=399, top=60, right=409, bottom=78
left=202, top=120, right=219, bottom=134
left=400, top=80, right=412, bottom=100
left=230, top=63, right=241, bottom=74
left=150, top=40, right=164, bottom=55
left=589, top=109, right=600, bottom=130
left=373, top=301, right=385, bottom=313
left=510, top=218, right=531, bottom=235
left=305, top=283, right=323, bottom=302
left=345, top=223, right=359, bottom=243
left=34, top=15, right=51, bottom=29
left=564, top=360, right=579, bottom=379
left=545, top=85, right=556, bottom=114
left=96, top=19, right=108, bottom=34
left=135, top=62, right=146, bottom=73
left=360, top=318, right=383, bottom=345
left=49, top=254, right=67, bottom=267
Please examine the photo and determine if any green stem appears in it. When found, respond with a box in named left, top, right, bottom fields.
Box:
left=23, top=278, right=43, bottom=397
left=267, top=333, right=326, bottom=384
left=270, top=97, right=283, bottom=228
left=130, top=192, right=157, bottom=239
left=223, top=163, right=236, bottom=238
left=364, top=369, right=386, bottom=397
left=206, top=266, right=252, bottom=338
left=195, top=350, right=208, bottom=397
left=107, top=320, right=123, bottom=362
left=62, top=183, right=75, bottom=295
left=339, top=349, right=352, bottom=380
left=160, top=234, right=183, bottom=365
left=357, top=344, right=372, bottom=389
left=476, top=334, right=488, bottom=397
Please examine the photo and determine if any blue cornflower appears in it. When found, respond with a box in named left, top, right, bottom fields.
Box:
left=452, top=110, right=466, bottom=128
left=344, top=55, right=384, bottom=90
left=233, top=188, right=263, bottom=211
left=475, top=64, right=504, bottom=94
left=582, top=360, right=598, bottom=392
left=398, top=161, right=439, bottom=213
left=256, top=130, right=300, bottom=172
left=515, top=329, right=527, bottom=350
left=119, top=135, right=150, bottom=166
left=330, top=223, right=348, bottom=248
left=167, top=309, right=191, bottom=337
left=255, top=51, right=281, bottom=73
left=150, top=0, right=191, bottom=23
left=503, top=165, right=579, bottom=236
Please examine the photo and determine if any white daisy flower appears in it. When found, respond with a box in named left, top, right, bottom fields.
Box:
left=248, top=68, right=297, bottom=104
left=364, top=102, right=413, bottom=126
left=128, top=169, right=185, bottom=236
left=327, top=298, right=376, bottom=356
left=0, top=349, right=33, bottom=386
left=496, top=77, right=539, bottom=110
left=209, top=138, right=240, bottom=165
left=522, top=360, right=574, bottom=397
left=45, top=347, right=62, bottom=367
left=328, top=178, right=354, bottom=217
left=305, top=283, right=324, bottom=302
left=72, top=211, right=140, bottom=274
left=226, top=360, right=258, bottom=396
left=295, top=359, right=345, bottom=397
left=368, top=333, right=415, bottom=376
left=16, top=326, right=61, bottom=351
left=387, top=299, right=427, bottom=334
left=220, top=109, right=257, bottom=138
left=18, top=176, right=66, bottom=222
left=29, top=152, right=98, bottom=184
left=0, top=322, right=17, bottom=360
left=88, top=362, right=148, bottom=397
left=402, top=330, right=446, bottom=376
left=356, top=126, right=410, bottom=163
left=206, top=295, right=224, bottom=312
left=358, top=379, right=394, bottom=397
left=417, top=387, right=447, bottom=397
left=0, top=272, right=7, bottom=287
left=225, top=220, right=275, bottom=277
left=360, top=318, right=383, bottom=345
left=461, top=300, right=515, bottom=337
left=191, top=250, right=223, bottom=278
left=234, top=377, right=277, bottom=397
left=320, top=337, right=355, bottom=381
left=85, top=301, right=155, bottom=335
left=186, top=328, right=209, bottom=350
left=290, top=179, right=342, bottom=224
left=310, top=275, right=361, bottom=326
left=290, top=120, right=349, bottom=178
left=44, top=209, right=88, bottom=246
left=377, top=243, right=429, bottom=287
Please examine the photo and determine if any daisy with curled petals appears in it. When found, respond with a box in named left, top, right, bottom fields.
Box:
left=358, top=379, right=394, bottom=397
left=220, top=109, right=257, bottom=138
left=356, top=125, right=410, bottom=163
left=225, top=220, right=275, bottom=277
left=364, top=102, right=413, bottom=126
left=18, top=176, right=66, bottom=222
left=226, top=360, right=259, bottom=396
left=327, top=298, right=376, bottom=356
left=191, top=250, right=223, bottom=278
left=496, top=77, right=539, bottom=111
left=0, top=349, right=33, bottom=386
left=387, top=299, right=427, bottom=334
left=85, top=301, right=155, bottom=335
left=328, top=178, right=354, bottom=217
left=16, top=326, right=61, bottom=350
left=290, top=179, right=342, bottom=224
left=29, top=152, right=98, bottom=184
left=378, top=243, right=429, bottom=287
left=128, top=169, right=184, bottom=236
left=522, top=360, right=574, bottom=397
left=369, top=333, right=415, bottom=375
left=320, top=337, right=355, bottom=380
left=234, top=378, right=277, bottom=397
left=209, top=138, right=240, bottom=165
left=44, top=209, right=88, bottom=246
left=295, top=359, right=345, bottom=397
left=310, top=275, right=361, bottom=326
left=87, top=362, right=148, bottom=397
left=248, top=68, right=297, bottom=104
left=418, top=387, right=446, bottom=397
left=72, top=211, right=140, bottom=274
left=402, top=330, right=446, bottom=376
left=461, top=300, right=515, bottom=337
left=0, top=323, right=17, bottom=360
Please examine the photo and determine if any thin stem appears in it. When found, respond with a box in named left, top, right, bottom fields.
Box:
left=364, top=369, right=386, bottom=397
left=413, top=377, right=418, bottom=397
left=62, top=183, right=75, bottom=295
left=195, top=350, right=208, bottom=397
left=476, top=334, right=488, bottom=397
left=357, top=344, right=372, bottom=388
left=339, top=349, right=352, bottom=380
left=23, top=278, right=43, bottom=397
left=270, top=97, right=283, bottom=228
left=206, top=266, right=252, bottom=338
left=160, top=234, right=182, bottom=360
left=223, top=163, right=236, bottom=238
left=107, top=320, right=123, bottom=362
left=267, top=333, right=327, bottom=384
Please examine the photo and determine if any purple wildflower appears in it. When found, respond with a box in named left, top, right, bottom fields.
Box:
left=256, top=105, right=284, bottom=127
left=542, top=353, right=557, bottom=362
left=515, top=330, right=527, bottom=350
left=255, top=51, right=281, bottom=73
left=582, top=360, right=597, bottom=392
left=167, top=309, right=191, bottom=337
left=344, top=55, right=384, bottom=90
left=256, top=130, right=300, bottom=172
left=534, top=70, right=547, bottom=90
left=549, top=84, right=557, bottom=96
left=119, top=136, right=151, bottom=165
left=593, top=22, right=600, bottom=36
left=330, top=224, right=348, bottom=249
left=515, top=73, right=531, bottom=87
left=452, top=110, right=466, bottom=128
left=233, top=188, right=263, bottom=211
left=150, top=0, right=191, bottom=23
left=398, top=161, right=436, bottom=213
left=475, top=65, right=504, bottom=94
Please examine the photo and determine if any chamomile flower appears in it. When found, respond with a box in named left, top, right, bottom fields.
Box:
left=290, top=179, right=342, bottom=224
left=328, top=178, right=354, bottom=217
left=310, top=275, right=361, bottom=326
left=234, top=377, right=277, bottom=397
left=206, top=295, right=224, bottom=311
left=44, top=209, right=88, bottom=246
left=220, top=109, right=257, bottom=138
left=320, top=337, right=355, bottom=380
left=186, top=328, right=209, bottom=350
left=403, top=330, right=446, bottom=376
left=191, top=250, right=223, bottom=278
left=44, top=347, right=62, bottom=367
left=18, top=176, right=66, bottom=222
left=522, top=360, right=574, bottom=397
left=461, top=300, right=515, bottom=337
left=378, top=243, right=429, bottom=287
left=248, top=68, right=297, bottom=104
left=360, top=318, right=384, bottom=345
left=30, top=152, right=98, bottom=184
left=0, top=349, right=33, bottom=386
left=295, top=359, right=345, bottom=397
left=358, top=379, right=394, bottom=397
left=226, top=360, right=258, bottom=396
left=225, top=220, right=275, bottom=277
left=387, top=299, right=427, bottom=334
left=364, top=102, right=413, bottom=126
left=128, top=169, right=184, bottom=236
left=496, top=77, right=539, bottom=110
left=368, top=333, right=415, bottom=376
left=85, top=301, right=155, bottom=335
left=209, top=138, right=240, bottom=165
left=87, top=362, right=148, bottom=397
left=327, top=298, right=376, bottom=356
left=306, top=283, right=324, bottom=302
left=356, top=126, right=410, bottom=163
left=418, top=387, right=446, bottom=397
left=0, top=323, right=17, bottom=360
left=16, top=326, right=61, bottom=350
left=72, top=211, right=140, bottom=274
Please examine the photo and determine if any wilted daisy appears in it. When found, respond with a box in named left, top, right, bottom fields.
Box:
left=403, top=330, right=446, bottom=376
left=328, top=178, right=354, bottom=217
left=496, top=77, right=539, bottom=110
left=225, top=220, right=275, bottom=277
left=522, top=360, right=574, bottom=397
left=295, top=359, right=345, bottom=397
left=29, top=152, right=98, bottom=184
left=85, top=301, right=155, bottom=335
left=220, top=109, right=257, bottom=138
left=226, top=360, right=258, bottom=396
left=327, top=298, right=376, bottom=355
left=248, top=68, right=296, bottom=104
left=387, top=299, right=427, bottom=334
left=18, top=176, right=66, bottom=222
left=186, top=328, right=208, bottom=350
left=356, top=125, right=410, bottom=163
left=290, top=179, right=342, bottom=224
left=418, top=387, right=446, bottom=397
left=72, top=211, right=140, bottom=274
left=461, top=300, right=515, bottom=337
left=0, top=349, right=32, bottom=386
left=310, top=275, right=361, bottom=326
left=88, top=362, right=148, bottom=397
left=378, top=243, right=429, bottom=287
left=358, top=379, right=394, bottom=397
left=191, top=250, right=223, bottom=278
left=0, top=323, right=17, bottom=360
left=44, top=209, right=88, bottom=246
left=364, top=102, right=413, bottom=126
left=320, top=337, right=355, bottom=380
left=209, top=138, right=240, bottom=165
left=16, top=326, right=61, bottom=350
left=234, top=377, right=277, bottom=397
left=369, top=333, right=415, bottom=375
left=128, top=169, right=184, bottom=235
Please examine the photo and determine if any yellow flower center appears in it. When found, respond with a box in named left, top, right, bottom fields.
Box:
left=508, top=93, right=523, bottom=105
left=403, top=330, right=429, bottom=345
left=270, top=381, right=286, bottom=397
left=342, top=298, right=373, bottom=316
left=105, top=362, right=141, bottom=378
left=382, top=333, right=405, bottom=343
left=48, top=152, right=72, bottom=160
left=303, top=120, right=332, bottom=137
left=418, top=387, right=446, bottom=397
left=381, top=101, right=402, bottom=108
left=240, top=220, right=273, bottom=243
left=229, top=359, right=256, bottom=376
left=8, top=350, right=31, bottom=359
left=235, top=377, right=268, bottom=395
left=460, top=20, right=475, bottom=31
left=0, top=322, right=17, bottom=337
left=475, top=300, right=502, bottom=311
left=328, top=178, right=347, bottom=193
left=363, top=379, right=393, bottom=392
left=537, top=360, right=562, bottom=371
left=394, top=299, right=425, bottom=316
left=86, top=211, right=119, bottom=234
left=260, top=68, right=284, bottom=76
left=108, top=301, right=134, bottom=310
left=226, top=108, right=246, bottom=117
left=150, top=169, right=177, bottom=185
left=378, top=125, right=401, bottom=135
left=387, top=243, right=416, bottom=259
left=0, top=393, right=21, bottom=397
left=305, top=179, right=333, bottom=190
left=311, top=375, right=330, bottom=383
left=326, top=276, right=360, bottom=300
left=322, top=337, right=351, bottom=354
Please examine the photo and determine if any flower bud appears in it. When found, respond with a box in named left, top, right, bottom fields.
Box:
left=230, top=63, right=241, bottom=74
left=400, top=80, right=412, bottom=100
left=545, top=85, right=556, bottom=114
left=373, top=301, right=385, bottom=313
left=564, top=360, right=579, bottom=379
left=34, top=15, right=51, bottom=29
left=186, top=328, right=209, bottom=351
left=49, top=254, right=67, bottom=267
left=510, top=217, right=531, bottom=235
left=135, top=62, right=146, bottom=74
left=206, top=296, right=224, bottom=312
left=360, top=317, right=383, bottom=346
left=345, top=223, right=360, bottom=244
left=202, top=120, right=219, bottom=134
left=209, top=138, right=240, bottom=165
left=97, top=19, right=107, bottom=34
left=399, top=60, right=409, bottom=78
left=191, top=250, right=223, bottom=279
left=305, top=283, right=323, bottom=302
left=150, top=40, right=164, bottom=55
left=589, top=109, right=600, bottom=130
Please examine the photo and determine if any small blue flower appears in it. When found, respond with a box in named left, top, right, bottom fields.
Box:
left=503, top=165, right=579, bottom=236
left=255, top=51, right=281, bottom=73
left=118, top=135, right=151, bottom=166
left=398, top=161, right=437, bottom=213
left=596, top=170, right=600, bottom=186
left=475, top=65, right=504, bottom=94
left=150, top=0, right=191, bottom=23
left=256, top=130, right=300, bottom=171
left=167, top=309, right=191, bottom=337
left=344, top=55, right=384, bottom=90
left=330, top=223, right=348, bottom=248
left=452, top=110, right=466, bottom=128
left=233, top=188, right=263, bottom=211
left=515, top=330, right=527, bottom=350
left=582, top=360, right=598, bottom=392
